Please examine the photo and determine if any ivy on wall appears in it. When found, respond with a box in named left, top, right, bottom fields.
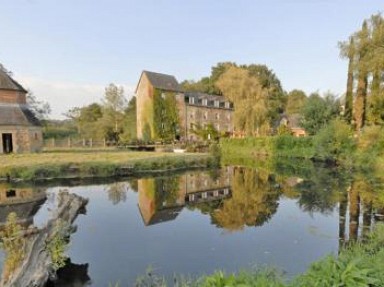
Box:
left=153, top=89, right=180, bottom=142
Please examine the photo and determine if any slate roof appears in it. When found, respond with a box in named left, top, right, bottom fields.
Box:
left=0, top=69, right=27, bottom=93
left=185, top=91, right=225, bottom=101
left=140, top=206, right=183, bottom=226
left=138, top=70, right=181, bottom=92
left=0, top=104, right=41, bottom=126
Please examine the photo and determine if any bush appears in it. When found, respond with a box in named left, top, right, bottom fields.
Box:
left=313, top=119, right=356, bottom=163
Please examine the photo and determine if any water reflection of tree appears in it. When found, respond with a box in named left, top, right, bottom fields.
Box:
left=340, top=175, right=384, bottom=246
left=294, top=167, right=348, bottom=215
left=212, top=167, right=281, bottom=231
left=106, top=182, right=128, bottom=205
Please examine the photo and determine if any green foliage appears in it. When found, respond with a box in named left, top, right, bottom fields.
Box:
left=119, top=96, right=137, bottom=143
left=313, top=119, right=356, bottom=163
left=64, top=83, right=128, bottom=142
left=272, top=135, right=314, bottom=158
left=199, top=269, right=284, bottom=287
left=153, top=89, right=180, bottom=142
left=293, top=223, right=384, bottom=287
left=142, top=123, right=152, bottom=143
left=46, top=219, right=71, bottom=271
left=216, top=66, right=270, bottom=136
left=339, top=13, right=384, bottom=130
left=191, top=123, right=220, bottom=141
left=300, top=92, right=340, bottom=135
left=43, top=119, right=78, bottom=139
left=0, top=212, right=25, bottom=277
left=181, top=62, right=286, bottom=134
left=285, top=89, right=307, bottom=115
left=355, top=125, right=384, bottom=169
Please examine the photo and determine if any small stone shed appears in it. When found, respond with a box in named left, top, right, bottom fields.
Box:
left=0, top=69, right=42, bottom=153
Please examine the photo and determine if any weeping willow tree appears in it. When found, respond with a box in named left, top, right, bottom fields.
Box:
left=340, top=13, right=384, bottom=131
left=215, top=66, right=271, bottom=136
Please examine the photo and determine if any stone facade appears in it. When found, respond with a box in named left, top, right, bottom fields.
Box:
left=176, top=93, right=234, bottom=141
left=136, top=71, right=234, bottom=141
left=0, top=69, right=43, bottom=153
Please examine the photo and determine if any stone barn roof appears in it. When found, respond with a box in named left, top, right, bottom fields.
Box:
left=0, top=104, right=41, bottom=126
left=0, top=69, right=27, bottom=93
left=137, top=70, right=181, bottom=92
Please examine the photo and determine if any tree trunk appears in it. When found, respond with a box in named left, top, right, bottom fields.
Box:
left=344, top=57, right=354, bottom=124
left=1, top=192, right=88, bottom=287
left=354, top=70, right=368, bottom=132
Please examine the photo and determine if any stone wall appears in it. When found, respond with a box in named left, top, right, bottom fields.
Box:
left=136, top=73, right=155, bottom=139
left=176, top=95, right=234, bottom=141
left=0, top=126, right=43, bottom=154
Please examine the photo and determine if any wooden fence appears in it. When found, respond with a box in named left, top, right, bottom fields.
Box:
left=43, top=138, right=117, bottom=149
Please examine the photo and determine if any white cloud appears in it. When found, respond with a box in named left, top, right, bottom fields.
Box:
left=17, top=75, right=135, bottom=120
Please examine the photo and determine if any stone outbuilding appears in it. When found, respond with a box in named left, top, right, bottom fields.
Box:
left=0, top=69, right=43, bottom=153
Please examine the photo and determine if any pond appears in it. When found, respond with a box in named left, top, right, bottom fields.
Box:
left=1, top=161, right=383, bottom=286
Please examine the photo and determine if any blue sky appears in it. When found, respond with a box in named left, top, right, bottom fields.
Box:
left=1, top=0, right=383, bottom=118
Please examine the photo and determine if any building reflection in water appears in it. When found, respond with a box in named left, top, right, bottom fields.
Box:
left=138, top=167, right=232, bottom=226
left=0, top=184, right=47, bottom=230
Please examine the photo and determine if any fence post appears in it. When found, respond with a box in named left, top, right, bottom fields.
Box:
left=52, top=138, right=55, bottom=148
left=104, top=138, right=106, bottom=148
left=68, top=137, right=71, bottom=148
left=90, top=138, right=93, bottom=148
left=83, top=138, right=86, bottom=147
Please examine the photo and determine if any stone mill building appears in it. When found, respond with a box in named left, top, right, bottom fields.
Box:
left=136, top=70, right=234, bottom=141
left=0, top=69, right=42, bottom=153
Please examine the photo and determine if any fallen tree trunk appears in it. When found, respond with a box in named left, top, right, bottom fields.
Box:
left=1, top=191, right=88, bottom=287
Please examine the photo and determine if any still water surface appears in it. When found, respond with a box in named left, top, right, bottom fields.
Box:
left=1, top=162, right=383, bottom=286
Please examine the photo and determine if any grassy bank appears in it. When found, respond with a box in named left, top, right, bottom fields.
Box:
left=221, top=122, right=384, bottom=171
left=0, top=151, right=216, bottom=181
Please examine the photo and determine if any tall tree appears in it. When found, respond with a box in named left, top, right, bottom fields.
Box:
left=26, top=92, right=51, bottom=120
left=103, top=83, right=127, bottom=133
left=119, top=96, right=137, bottom=143
left=339, top=37, right=355, bottom=124
left=285, top=89, right=307, bottom=115
left=300, top=92, right=340, bottom=135
left=340, top=13, right=384, bottom=130
left=354, top=21, right=370, bottom=131
left=215, top=66, right=270, bottom=136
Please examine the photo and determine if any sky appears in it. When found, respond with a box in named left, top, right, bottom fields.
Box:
left=0, top=0, right=383, bottom=119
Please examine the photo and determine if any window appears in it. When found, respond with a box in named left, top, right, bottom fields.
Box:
left=202, top=99, right=208, bottom=106
left=214, top=100, right=219, bottom=108
left=189, top=97, right=195, bottom=104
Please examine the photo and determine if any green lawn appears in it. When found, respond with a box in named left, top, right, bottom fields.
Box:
left=0, top=151, right=213, bottom=180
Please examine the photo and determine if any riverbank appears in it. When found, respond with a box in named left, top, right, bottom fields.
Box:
left=0, top=151, right=216, bottom=181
